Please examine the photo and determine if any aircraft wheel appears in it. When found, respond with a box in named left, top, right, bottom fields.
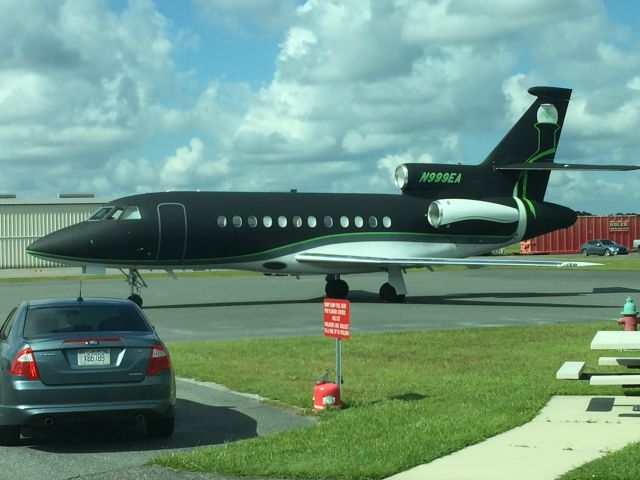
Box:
left=128, top=294, right=143, bottom=307
left=379, top=282, right=406, bottom=303
left=325, top=279, right=349, bottom=299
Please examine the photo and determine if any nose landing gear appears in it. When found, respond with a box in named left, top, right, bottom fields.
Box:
left=121, top=268, right=147, bottom=307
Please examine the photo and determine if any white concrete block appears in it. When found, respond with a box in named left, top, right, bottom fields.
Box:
left=590, top=374, right=640, bottom=385
left=598, top=356, right=640, bottom=367
left=556, top=361, right=585, bottom=380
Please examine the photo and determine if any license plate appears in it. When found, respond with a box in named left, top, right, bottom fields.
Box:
left=78, top=349, right=110, bottom=366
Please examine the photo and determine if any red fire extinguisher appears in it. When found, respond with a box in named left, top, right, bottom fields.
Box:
left=313, top=370, right=342, bottom=412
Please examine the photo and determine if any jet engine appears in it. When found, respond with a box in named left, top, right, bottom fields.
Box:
left=427, top=199, right=519, bottom=228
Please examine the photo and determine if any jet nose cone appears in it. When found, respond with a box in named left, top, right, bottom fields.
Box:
left=27, top=234, right=63, bottom=259
left=26, top=227, right=83, bottom=263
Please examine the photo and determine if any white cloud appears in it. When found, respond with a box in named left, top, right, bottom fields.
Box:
left=1, top=0, right=639, bottom=216
left=0, top=0, right=178, bottom=168
left=628, top=77, right=640, bottom=91
left=280, top=27, right=318, bottom=60
left=399, top=0, right=597, bottom=44
left=158, top=138, right=229, bottom=188
left=342, top=130, right=410, bottom=155
left=194, top=0, right=299, bottom=35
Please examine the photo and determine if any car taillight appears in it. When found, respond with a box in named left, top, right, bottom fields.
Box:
left=9, top=346, right=40, bottom=380
left=146, top=343, right=171, bottom=376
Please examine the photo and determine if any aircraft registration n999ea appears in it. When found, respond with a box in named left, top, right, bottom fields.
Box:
left=26, top=86, right=638, bottom=306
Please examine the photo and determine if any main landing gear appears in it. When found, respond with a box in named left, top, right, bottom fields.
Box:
left=121, top=268, right=147, bottom=307
left=379, top=282, right=405, bottom=303
left=325, top=267, right=407, bottom=303
left=325, top=274, right=349, bottom=299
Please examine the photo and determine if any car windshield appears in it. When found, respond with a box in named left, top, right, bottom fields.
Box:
left=601, top=240, right=614, bottom=245
left=23, top=305, right=151, bottom=336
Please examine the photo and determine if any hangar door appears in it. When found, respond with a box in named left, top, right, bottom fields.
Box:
left=157, top=203, right=187, bottom=262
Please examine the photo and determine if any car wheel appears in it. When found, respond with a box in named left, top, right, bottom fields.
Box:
left=147, top=417, right=174, bottom=438
left=582, top=249, right=588, bottom=257
left=604, top=249, right=612, bottom=256
left=0, top=425, right=20, bottom=446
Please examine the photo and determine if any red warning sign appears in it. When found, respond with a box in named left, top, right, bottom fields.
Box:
left=323, top=298, right=350, bottom=339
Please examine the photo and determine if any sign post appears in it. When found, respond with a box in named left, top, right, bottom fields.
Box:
left=323, top=298, right=350, bottom=399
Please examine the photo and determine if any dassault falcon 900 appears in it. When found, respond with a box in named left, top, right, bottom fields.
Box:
left=27, top=86, right=637, bottom=306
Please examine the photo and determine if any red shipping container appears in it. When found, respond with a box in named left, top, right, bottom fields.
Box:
left=520, top=215, right=640, bottom=254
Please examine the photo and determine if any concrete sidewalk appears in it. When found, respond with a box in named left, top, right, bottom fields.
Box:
left=387, top=396, right=640, bottom=480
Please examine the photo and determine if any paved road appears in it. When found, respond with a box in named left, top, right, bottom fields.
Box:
left=0, top=264, right=638, bottom=479
left=0, top=378, right=312, bottom=480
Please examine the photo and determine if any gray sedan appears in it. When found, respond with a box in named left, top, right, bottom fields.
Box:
left=0, top=297, right=175, bottom=445
left=579, top=239, right=629, bottom=256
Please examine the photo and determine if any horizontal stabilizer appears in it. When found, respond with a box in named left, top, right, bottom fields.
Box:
left=296, top=252, right=601, bottom=268
left=496, top=162, right=640, bottom=171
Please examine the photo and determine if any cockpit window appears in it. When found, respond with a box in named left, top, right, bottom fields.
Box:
left=106, top=208, right=124, bottom=220
left=88, top=205, right=141, bottom=221
left=88, top=206, right=114, bottom=221
left=120, top=206, right=142, bottom=220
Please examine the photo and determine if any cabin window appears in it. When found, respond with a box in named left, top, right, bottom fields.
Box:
left=263, top=216, right=273, bottom=228
left=354, top=216, right=364, bottom=228
left=106, top=208, right=124, bottom=220
left=217, top=215, right=227, bottom=228
left=307, top=216, right=317, bottom=228
left=368, top=216, right=378, bottom=228
left=121, top=206, right=142, bottom=220
left=383, top=216, right=392, bottom=228
left=88, top=206, right=113, bottom=221
left=278, top=216, right=287, bottom=228
left=340, top=216, right=349, bottom=228
left=293, top=216, right=302, bottom=228
left=233, top=215, right=242, bottom=228
left=324, top=216, right=333, bottom=228
left=248, top=216, right=258, bottom=228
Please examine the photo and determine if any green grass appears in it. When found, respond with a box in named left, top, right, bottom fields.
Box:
left=153, top=322, right=636, bottom=479
left=558, top=442, right=640, bottom=480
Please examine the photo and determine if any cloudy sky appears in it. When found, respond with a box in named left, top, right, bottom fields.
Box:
left=0, top=0, right=638, bottom=214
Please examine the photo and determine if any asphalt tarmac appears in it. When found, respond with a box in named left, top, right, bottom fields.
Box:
left=1, top=266, right=637, bottom=342
left=1, top=264, right=639, bottom=479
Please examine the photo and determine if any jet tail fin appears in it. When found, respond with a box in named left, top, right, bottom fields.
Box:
left=396, top=86, right=638, bottom=201
left=481, top=86, right=572, bottom=201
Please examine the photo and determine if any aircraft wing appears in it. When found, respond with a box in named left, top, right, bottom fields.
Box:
left=295, top=252, right=600, bottom=268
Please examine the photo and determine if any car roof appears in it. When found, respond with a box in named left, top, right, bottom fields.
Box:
left=22, top=297, right=137, bottom=308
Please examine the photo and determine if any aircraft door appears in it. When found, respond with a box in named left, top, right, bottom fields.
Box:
left=157, top=203, right=187, bottom=262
